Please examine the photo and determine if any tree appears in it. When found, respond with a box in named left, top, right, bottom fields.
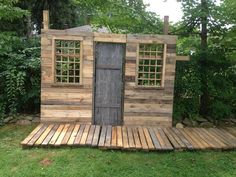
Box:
left=172, top=0, right=236, bottom=121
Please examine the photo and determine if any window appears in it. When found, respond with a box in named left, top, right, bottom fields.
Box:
left=55, top=40, right=81, bottom=84
left=137, top=43, right=166, bottom=87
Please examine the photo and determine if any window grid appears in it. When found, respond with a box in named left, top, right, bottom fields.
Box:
left=55, top=40, right=81, bottom=84
left=137, top=44, right=164, bottom=87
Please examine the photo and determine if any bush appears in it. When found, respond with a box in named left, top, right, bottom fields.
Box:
left=0, top=33, right=40, bottom=120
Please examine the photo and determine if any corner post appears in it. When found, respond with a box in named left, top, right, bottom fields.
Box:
left=43, top=10, right=49, bottom=30
left=163, top=16, right=169, bottom=35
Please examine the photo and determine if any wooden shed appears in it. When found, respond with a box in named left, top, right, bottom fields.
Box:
left=40, top=11, right=188, bottom=127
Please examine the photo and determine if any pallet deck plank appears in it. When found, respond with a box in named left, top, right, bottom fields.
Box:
left=74, top=124, right=85, bottom=145
left=148, top=127, right=162, bottom=150
left=21, top=123, right=236, bottom=151
left=91, top=125, right=101, bottom=147
left=61, top=124, right=75, bottom=145
left=21, top=124, right=44, bottom=145
left=98, top=126, right=107, bottom=147
left=104, top=125, right=112, bottom=148
left=67, top=124, right=80, bottom=145
left=167, top=128, right=186, bottom=149
left=127, top=127, right=135, bottom=149
left=86, top=125, right=96, bottom=145
left=143, top=127, right=155, bottom=150
left=132, top=127, right=142, bottom=149
left=27, top=125, right=48, bottom=146
left=49, top=124, right=65, bottom=145
left=42, top=124, right=59, bottom=146
left=138, top=126, right=148, bottom=150
left=171, top=128, right=193, bottom=150
left=111, top=126, right=117, bottom=148
left=35, top=124, right=54, bottom=146
left=122, top=126, right=129, bottom=149
left=80, top=125, right=91, bottom=145
left=55, top=124, right=71, bottom=146
left=117, top=126, right=123, bottom=148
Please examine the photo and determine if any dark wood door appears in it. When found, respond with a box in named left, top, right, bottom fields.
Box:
left=93, top=42, right=125, bottom=125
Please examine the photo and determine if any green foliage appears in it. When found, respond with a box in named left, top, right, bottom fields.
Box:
left=75, top=0, right=162, bottom=34
left=0, top=33, right=40, bottom=118
left=0, top=0, right=28, bottom=21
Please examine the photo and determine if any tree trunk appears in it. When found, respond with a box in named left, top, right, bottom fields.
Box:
left=199, top=0, right=209, bottom=116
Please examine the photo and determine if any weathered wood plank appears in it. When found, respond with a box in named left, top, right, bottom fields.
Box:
left=132, top=127, right=142, bottom=149
left=49, top=124, right=65, bottom=145
left=178, top=129, right=200, bottom=150
left=42, top=124, right=59, bottom=146
left=167, top=128, right=186, bottom=149
left=27, top=125, right=48, bottom=146
left=117, top=126, right=123, bottom=148
left=67, top=124, right=80, bottom=145
left=91, top=125, right=101, bottom=147
left=201, top=128, right=227, bottom=149
left=122, top=126, right=129, bottom=149
left=163, top=128, right=182, bottom=150
left=111, top=126, right=117, bottom=148
left=86, top=125, right=96, bottom=145
left=61, top=124, right=75, bottom=145
left=21, top=124, right=44, bottom=145
left=55, top=124, right=71, bottom=146
left=98, top=126, right=107, bottom=147
left=104, top=125, right=112, bottom=148
left=127, top=127, right=135, bottom=149
left=148, top=127, right=162, bottom=150
left=138, top=127, right=148, bottom=150
left=156, top=128, right=173, bottom=150
left=35, top=124, right=54, bottom=146
left=143, top=127, right=155, bottom=150
left=74, top=124, right=85, bottom=145
left=80, top=124, right=91, bottom=145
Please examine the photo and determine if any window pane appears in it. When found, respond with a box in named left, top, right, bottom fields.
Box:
left=55, top=40, right=81, bottom=84
left=137, top=43, right=164, bottom=87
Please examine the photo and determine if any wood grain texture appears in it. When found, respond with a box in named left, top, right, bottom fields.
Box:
left=22, top=123, right=236, bottom=151
left=40, top=30, right=177, bottom=126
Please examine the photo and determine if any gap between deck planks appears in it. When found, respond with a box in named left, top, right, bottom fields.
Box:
left=21, top=123, right=236, bottom=151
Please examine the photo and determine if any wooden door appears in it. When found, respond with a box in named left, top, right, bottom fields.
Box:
left=93, top=42, right=125, bottom=125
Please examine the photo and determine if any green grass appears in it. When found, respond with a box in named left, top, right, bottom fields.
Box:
left=0, top=124, right=236, bottom=177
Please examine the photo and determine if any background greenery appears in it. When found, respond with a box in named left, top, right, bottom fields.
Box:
left=0, top=0, right=235, bottom=124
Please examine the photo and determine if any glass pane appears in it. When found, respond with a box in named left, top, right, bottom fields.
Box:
left=56, top=69, right=61, bottom=75
left=75, top=63, right=80, bottom=69
left=62, top=77, right=68, bottom=82
left=69, top=57, right=74, bottom=62
left=75, top=70, right=80, bottom=76
left=75, top=42, right=80, bottom=48
left=75, top=49, right=80, bottom=54
left=69, top=77, right=74, bottom=83
left=75, top=57, right=80, bottom=62
left=75, top=77, right=80, bottom=83
left=56, top=77, right=61, bottom=82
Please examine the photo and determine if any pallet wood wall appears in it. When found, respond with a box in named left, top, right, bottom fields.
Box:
left=40, top=29, right=177, bottom=127
left=123, top=34, right=177, bottom=127
left=41, top=30, right=94, bottom=123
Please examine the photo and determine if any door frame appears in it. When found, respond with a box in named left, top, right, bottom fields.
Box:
left=92, top=42, right=126, bottom=125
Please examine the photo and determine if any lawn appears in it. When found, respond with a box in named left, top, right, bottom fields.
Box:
left=0, top=124, right=235, bottom=177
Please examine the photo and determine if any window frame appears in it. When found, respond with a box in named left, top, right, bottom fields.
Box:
left=52, top=36, right=83, bottom=85
left=135, top=43, right=167, bottom=88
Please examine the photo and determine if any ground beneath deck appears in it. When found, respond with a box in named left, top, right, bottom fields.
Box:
left=21, top=123, right=236, bottom=151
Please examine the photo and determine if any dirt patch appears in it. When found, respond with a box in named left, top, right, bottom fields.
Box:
left=39, top=158, right=53, bottom=167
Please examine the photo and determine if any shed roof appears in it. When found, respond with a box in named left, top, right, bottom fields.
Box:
left=66, top=25, right=110, bottom=33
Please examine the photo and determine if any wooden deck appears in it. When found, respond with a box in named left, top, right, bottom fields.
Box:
left=21, top=123, right=236, bottom=151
